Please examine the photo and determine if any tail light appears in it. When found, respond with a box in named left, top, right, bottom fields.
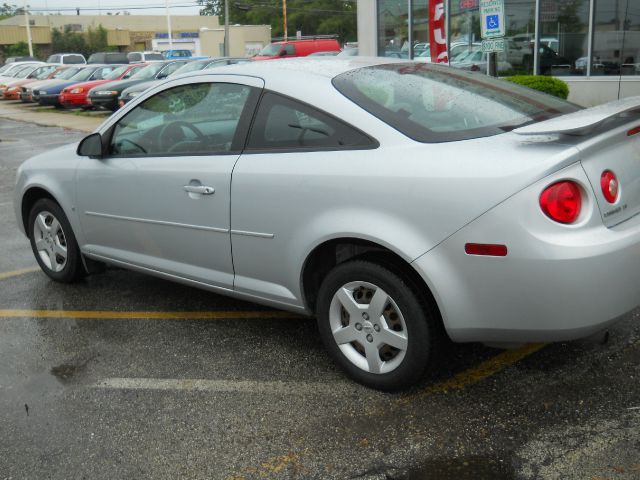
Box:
left=540, top=180, right=582, bottom=224
left=600, top=170, right=618, bottom=204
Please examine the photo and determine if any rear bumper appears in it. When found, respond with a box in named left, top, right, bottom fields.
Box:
left=413, top=164, right=640, bottom=343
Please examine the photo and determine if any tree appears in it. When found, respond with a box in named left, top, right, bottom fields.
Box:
left=0, top=2, right=25, bottom=20
left=50, top=25, right=115, bottom=57
left=197, top=0, right=357, bottom=42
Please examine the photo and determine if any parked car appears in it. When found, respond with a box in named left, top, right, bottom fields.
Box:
left=0, top=61, right=45, bottom=84
left=0, top=64, right=58, bottom=98
left=46, top=53, right=87, bottom=65
left=161, top=49, right=207, bottom=60
left=0, top=64, right=42, bottom=93
left=19, top=66, right=80, bottom=102
left=60, top=63, right=146, bottom=109
left=127, top=51, right=165, bottom=63
left=13, top=59, right=640, bottom=390
left=4, top=55, right=39, bottom=63
left=2, top=65, right=62, bottom=100
left=87, top=60, right=189, bottom=111
left=87, top=52, right=129, bottom=64
left=34, top=65, right=119, bottom=107
left=254, top=38, right=341, bottom=60
left=450, top=49, right=513, bottom=72
left=118, top=57, right=251, bottom=106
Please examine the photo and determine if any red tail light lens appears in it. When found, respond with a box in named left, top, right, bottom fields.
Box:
left=540, top=181, right=582, bottom=224
left=600, top=170, right=618, bottom=204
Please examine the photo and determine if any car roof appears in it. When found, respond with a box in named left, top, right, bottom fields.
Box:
left=190, top=57, right=402, bottom=81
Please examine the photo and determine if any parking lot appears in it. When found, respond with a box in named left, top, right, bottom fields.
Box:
left=1, top=114, right=639, bottom=479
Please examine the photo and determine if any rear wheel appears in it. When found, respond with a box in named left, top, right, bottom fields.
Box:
left=316, top=260, right=438, bottom=391
left=28, top=198, right=85, bottom=283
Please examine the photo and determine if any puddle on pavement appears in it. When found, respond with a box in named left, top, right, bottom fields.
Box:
left=405, top=455, right=514, bottom=479
left=50, top=363, right=82, bottom=382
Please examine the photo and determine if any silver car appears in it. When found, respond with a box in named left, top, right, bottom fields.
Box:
left=14, top=59, right=640, bottom=390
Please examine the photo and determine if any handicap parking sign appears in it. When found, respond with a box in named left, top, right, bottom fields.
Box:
left=486, top=15, right=499, bottom=31
left=480, top=0, right=505, bottom=38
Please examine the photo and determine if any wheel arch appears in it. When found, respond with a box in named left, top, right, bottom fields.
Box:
left=21, top=186, right=59, bottom=237
left=300, top=237, right=443, bottom=327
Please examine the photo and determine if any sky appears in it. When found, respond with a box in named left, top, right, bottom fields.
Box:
left=25, top=0, right=203, bottom=17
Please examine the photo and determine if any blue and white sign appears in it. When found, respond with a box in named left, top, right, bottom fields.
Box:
left=480, top=0, right=505, bottom=39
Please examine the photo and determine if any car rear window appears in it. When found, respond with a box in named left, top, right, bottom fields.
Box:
left=332, top=63, right=579, bottom=143
left=64, top=55, right=85, bottom=64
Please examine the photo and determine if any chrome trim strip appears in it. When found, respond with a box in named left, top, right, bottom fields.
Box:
left=230, top=229, right=275, bottom=239
left=84, top=211, right=229, bottom=234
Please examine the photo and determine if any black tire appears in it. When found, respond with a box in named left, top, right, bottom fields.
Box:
left=28, top=198, right=85, bottom=283
left=316, top=260, right=439, bottom=391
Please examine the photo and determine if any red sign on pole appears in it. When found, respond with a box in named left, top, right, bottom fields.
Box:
left=429, top=0, right=448, bottom=63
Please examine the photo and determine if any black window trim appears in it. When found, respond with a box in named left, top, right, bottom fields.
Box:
left=103, top=82, right=262, bottom=159
left=241, top=90, right=379, bottom=155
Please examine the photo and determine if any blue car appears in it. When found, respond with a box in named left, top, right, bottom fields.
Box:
left=34, top=65, right=120, bottom=107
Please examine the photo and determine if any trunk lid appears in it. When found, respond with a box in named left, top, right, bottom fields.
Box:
left=515, top=96, right=640, bottom=228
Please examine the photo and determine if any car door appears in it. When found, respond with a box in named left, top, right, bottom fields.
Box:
left=230, top=92, right=378, bottom=306
left=76, top=75, right=263, bottom=289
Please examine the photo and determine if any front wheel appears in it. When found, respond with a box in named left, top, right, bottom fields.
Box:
left=28, top=198, right=85, bottom=283
left=316, top=260, right=439, bottom=391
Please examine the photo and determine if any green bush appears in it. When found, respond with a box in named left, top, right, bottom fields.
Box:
left=503, top=75, right=570, bottom=99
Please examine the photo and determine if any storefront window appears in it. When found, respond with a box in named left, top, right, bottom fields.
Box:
left=450, top=0, right=535, bottom=75
left=412, top=0, right=430, bottom=59
left=539, top=0, right=589, bottom=76
left=593, top=0, right=640, bottom=76
left=378, top=0, right=409, bottom=58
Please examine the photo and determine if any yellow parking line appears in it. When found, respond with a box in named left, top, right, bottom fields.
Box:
left=399, top=342, right=546, bottom=403
left=0, top=267, right=39, bottom=281
left=228, top=343, right=546, bottom=478
left=0, top=309, right=302, bottom=320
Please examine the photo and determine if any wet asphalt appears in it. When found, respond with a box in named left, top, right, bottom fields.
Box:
left=0, top=118, right=639, bottom=480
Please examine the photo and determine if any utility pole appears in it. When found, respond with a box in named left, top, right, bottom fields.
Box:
left=282, top=0, right=287, bottom=41
left=224, top=0, right=229, bottom=56
left=165, top=0, right=173, bottom=51
left=23, top=0, right=34, bottom=57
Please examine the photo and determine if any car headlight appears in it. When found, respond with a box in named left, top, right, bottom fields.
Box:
left=70, top=87, right=84, bottom=94
left=96, top=90, right=118, bottom=96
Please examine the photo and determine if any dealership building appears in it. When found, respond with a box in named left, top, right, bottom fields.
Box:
left=357, top=0, right=640, bottom=106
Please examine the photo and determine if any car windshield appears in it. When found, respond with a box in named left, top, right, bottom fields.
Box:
left=171, top=61, right=208, bottom=76
left=0, top=64, right=12, bottom=74
left=68, top=67, right=96, bottom=81
left=144, top=53, right=165, bottom=60
left=131, top=63, right=165, bottom=80
left=333, top=63, right=579, bottom=143
left=15, top=66, right=37, bottom=78
left=33, top=66, right=56, bottom=79
left=57, top=67, right=83, bottom=79
left=105, top=65, right=130, bottom=80
left=259, top=44, right=282, bottom=56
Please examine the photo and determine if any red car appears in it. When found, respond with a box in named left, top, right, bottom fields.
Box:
left=59, top=63, right=145, bottom=109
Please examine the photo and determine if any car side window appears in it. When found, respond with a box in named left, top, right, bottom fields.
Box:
left=109, top=82, right=253, bottom=157
left=284, top=44, right=295, bottom=55
left=130, top=53, right=141, bottom=62
left=246, top=92, right=376, bottom=151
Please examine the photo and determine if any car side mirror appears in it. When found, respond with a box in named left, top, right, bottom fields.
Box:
left=77, top=132, right=104, bottom=158
left=157, top=72, right=168, bottom=79
left=279, top=50, right=287, bottom=57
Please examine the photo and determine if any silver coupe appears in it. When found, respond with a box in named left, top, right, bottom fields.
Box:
left=14, top=58, right=640, bottom=390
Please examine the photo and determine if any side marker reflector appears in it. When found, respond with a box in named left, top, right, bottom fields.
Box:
left=627, top=126, right=640, bottom=136
left=465, top=243, right=508, bottom=257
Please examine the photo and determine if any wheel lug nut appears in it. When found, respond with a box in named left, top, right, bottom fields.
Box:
left=366, top=334, right=373, bottom=343
left=355, top=323, right=362, bottom=331
left=374, top=324, right=380, bottom=332
left=362, top=312, right=369, bottom=320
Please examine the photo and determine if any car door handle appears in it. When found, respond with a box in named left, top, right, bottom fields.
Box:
left=183, top=185, right=215, bottom=195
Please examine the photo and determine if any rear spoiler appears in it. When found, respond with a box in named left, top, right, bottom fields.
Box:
left=514, top=96, right=640, bottom=136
